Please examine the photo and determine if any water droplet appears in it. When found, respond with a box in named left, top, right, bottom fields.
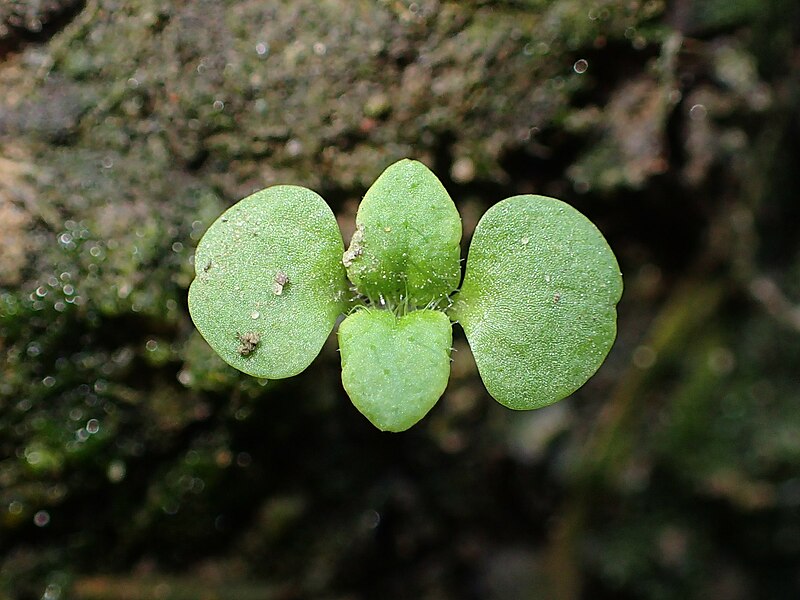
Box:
left=451, top=157, right=475, bottom=183
left=362, top=509, right=381, bottom=529
left=573, top=59, right=589, bottom=74
left=33, top=510, right=50, bottom=527
left=250, top=311, right=260, bottom=319
left=86, top=419, right=100, bottom=434
left=255, top=42, right=269, bottom=56
left=42, top=376, right=56, bottom=387
left=107, top=460, right=126, bottom=483
left=8, top=501, right=23, bottom=515
left=286, top=139, right=303, bottom=156
left=521, top=237, right=529, bottom=245
left=632, top=345, right=657, bottom=369
left=689, top=104, right=707, bottom=120
left=146, top=339, right=158, bottom=351
left=212, top=99, right=224, bottom=111
left=313, top=42, right=327, bottom=56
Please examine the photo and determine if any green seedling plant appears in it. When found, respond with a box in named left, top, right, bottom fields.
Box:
left=188, top=159, right=623, bottom=432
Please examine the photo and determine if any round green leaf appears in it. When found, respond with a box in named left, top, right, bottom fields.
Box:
left=451, top=195, right=623, bottom=410
left=338, top=308, right=452, bottom=432
left=188, top=185, right=349, bottom=378
left=344, top=159, right=462, bottom=309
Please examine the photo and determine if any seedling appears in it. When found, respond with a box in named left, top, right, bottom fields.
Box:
left=188, top=159, right=622, bottom=431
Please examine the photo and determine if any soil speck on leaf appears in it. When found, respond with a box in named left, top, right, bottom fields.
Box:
left=236, top=332, right=260, bottom=356
left=273, top=270, right=289, bottom=295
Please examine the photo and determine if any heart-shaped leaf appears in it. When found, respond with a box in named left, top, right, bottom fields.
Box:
left=451, top=195, right=623, bottom=410
left=188, top=185, right=349, bottom=378
left=344, top=159, right=462, bottom=309
left=338, top=308, right=452, bottom=432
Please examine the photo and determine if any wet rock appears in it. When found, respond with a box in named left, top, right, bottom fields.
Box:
left=0, top=0, right=85, bottom=54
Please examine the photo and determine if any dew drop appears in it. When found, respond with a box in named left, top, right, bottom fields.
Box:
left=573, top=59, right=588, bottom=74
left=286, top=139, right=303, bottom=156
left=177, top=370, right=193, bottom=386
left=33, top=510, right=50, bottom=527
left=633, top=345, right=657, bottom=369
left=250, top=311, right=260, bottom=319
left=107, top=460, right=126, bottom=483
left=689, top=104, right=707, bottom=120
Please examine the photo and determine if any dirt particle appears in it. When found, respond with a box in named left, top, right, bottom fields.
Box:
left=342, top=224, right=365, bottom=267
left=273, top=270, right=289, bottom=295
left=236, top=332, right=260, bottom=356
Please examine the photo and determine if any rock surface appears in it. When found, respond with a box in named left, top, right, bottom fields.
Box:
left=2, top=1, right=800, bottom=599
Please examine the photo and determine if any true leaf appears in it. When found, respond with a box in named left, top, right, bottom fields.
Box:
left=451, top=195, right=623, bottom=410
left=344, top=159, right=462, bottom=309
left=338, top=308, right=452, bottom=432
left=188, top=185, right=349, bottom=378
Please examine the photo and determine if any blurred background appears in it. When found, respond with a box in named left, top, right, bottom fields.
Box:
left=2, top=1, right=800, bottom=598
